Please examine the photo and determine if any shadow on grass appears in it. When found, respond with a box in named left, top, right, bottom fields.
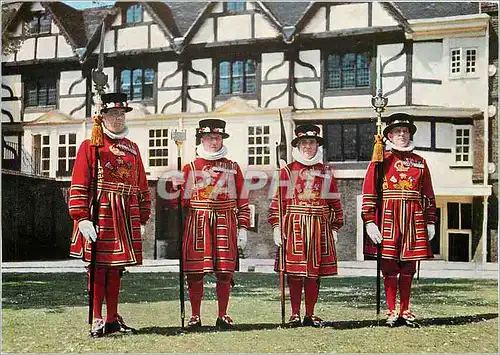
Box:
left=2, top=273, right=497, bottom=311
left=135, top=313, right=498, bottom=336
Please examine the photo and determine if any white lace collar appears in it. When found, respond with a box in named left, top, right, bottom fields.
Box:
left=387, top=140, right=415, bottom=152
left=103, top=125, right=129, bottom=140
left=292, top=146, right=323, bottom=166
left=196, top=144, right=228, bottom=160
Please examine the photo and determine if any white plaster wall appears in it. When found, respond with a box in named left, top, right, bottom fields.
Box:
left=57, top=36, right=74, bottom=58
left=23, top=112, right=45, bottom=122
left=190, top=58, right=213, bottom=86
left=4, top=52, right=16, bottom=62
left=413, top=37, right=486, bottom=108
left=384, top=76, right=406, bottom=105
left=37, top=36, right=56, bottom=59
left=261, top=53, right=288, bottom=80
left=103, top=30, right=115, bottom=53
left=158, top=91, right=182, bottom=113
left=378, top=43, right=406, bottom=72
left=186, top=88, right=211, bottom=113
left=31, top=3, right=45, bottom=11
left=413, top=42, right=443, bottom=80
left=413, top=121, right=431, bottom=147
left=60, top=97, right=86, bottom=118
left=158, top=61, right=182, bottom=88
left=2, top=75, right=22, bottom=97
left=296, top=50, right=320, bottom=78
left=435, top=122, right=453, bottom=149
left=301, top=6, right=326, bottom=34
left=294, top=82, right=320, bottom=109
left=323, top=95, right=373, bottom=108
left=60, top=71, right=85, bottom=95
left=17, top=38, right=35, bottom=61
left=419, top=150, right=473, bottom=188
left=372, top=2, right=398, bottom=27
left=254, top=13, right=279, bottom=38
left=143, top=10, right=153, bottom=22
left=212, top=2, right=224, bottom=13
left=112, top=12, right=122, bottom=26
left=191, top=18, right=214, bottom=44
left=150, top=24, right=168, bottom=48
left=117, top=27, right=149, bottom=51
left=1, top=101, right=21, bottom=123
left=214, top=99, right=258, bottom=109
left=262, top=84, right=288, bottom=108
left=4, top=136, right=18, bottom=144
left=218, top=15, right=252, bottom=41
left=329, top=3, right=368, bottom=30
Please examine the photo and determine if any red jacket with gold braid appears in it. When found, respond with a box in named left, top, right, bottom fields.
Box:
left=362, top=150, right=436, bottom=261
left=180, top=157, right=250, bottom=274
left=69, top=134, right=151, bottom=266
left=268, top=161, right=344, bottom=277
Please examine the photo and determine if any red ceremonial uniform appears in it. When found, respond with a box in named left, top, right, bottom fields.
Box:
left=269, top=161, right=344, bottom=277
left=69, top=134, right=151, bottom=266
left=361, top=150, right=436, bottom=261
left=180, top=157, right=250, bottom=274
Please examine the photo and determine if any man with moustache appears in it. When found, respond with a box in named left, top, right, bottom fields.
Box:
left=69, top=92, right=151, bottom=337
left=173, top=118, right=250, bottom=329
left=362, top=113, right=437, bottom=327
left=268, top=124, right=344, bottom=327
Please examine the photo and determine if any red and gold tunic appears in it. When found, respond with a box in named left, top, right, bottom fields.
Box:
left=69, top=134, right=151, bottom=266
left=361, top=150, right=436, bottom=261
left=268, top=161, right=344, bottom=277
left=180, top=157, right=250, bottom=274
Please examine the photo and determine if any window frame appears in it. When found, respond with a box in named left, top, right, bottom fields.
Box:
left=41, top=134, right=50, bottom=177
left=452, top=125, right=473, bottom=166
left=445, top=201, right=473, bottom=262
left=24, top=12, right=52, bottom=37
left=215, top=57, right=259, bottom=99
left=148, top=128, right=169, bottom=169
left=122, top=3, right=144, bottom=24
left=247, top=124, right=271, bottom=166
left=323, top=48, right=374, bottom=96
left=324, top=120, right=377, bottom=162
left=24, top=76, right=58, bottom=109
left=56, top=133, right=77, bottom=177
left=449, top=47, right=478, bottom=78
left=117, top=66, right=156, bottom=103
left=224, top=1, right=246, bottom=12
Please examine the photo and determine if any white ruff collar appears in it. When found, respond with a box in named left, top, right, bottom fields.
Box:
left=103, top=125, right=129, bottom=140
left=292, top=146, right=323, bottom=166
left=196, top=144, right=228, bottom=160
left=387, top=140, right=415, bottom=152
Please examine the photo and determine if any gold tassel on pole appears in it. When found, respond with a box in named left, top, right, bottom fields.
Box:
left=90, top=114, right=104, bottom=147
left=371, top=134, right=384, bottom=163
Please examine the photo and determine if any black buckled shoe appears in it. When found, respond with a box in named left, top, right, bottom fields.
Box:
left=288, top=313, right=302, bottom=327
left=215, top=315, right=234, bottom=330
left=188, top=315, right=202, bottom=329
left=302, top=315, right=323, bottom=327
left=90, top=318, right=105, bottom=338
left=104, top=314, right=137, bottom=335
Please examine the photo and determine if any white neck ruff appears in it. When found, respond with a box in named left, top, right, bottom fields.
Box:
left=196, top=144, right=228, bottom=160
left=103, top=125, right=129, bottom=140
left=387, top=140, right=415, bottom=152
left=292, top=146, right=323, bottom=166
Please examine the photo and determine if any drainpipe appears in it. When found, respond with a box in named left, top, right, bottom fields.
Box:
left=482, top=17, right=490, bottom=265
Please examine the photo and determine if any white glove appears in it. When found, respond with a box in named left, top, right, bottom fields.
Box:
left=273, top=227, right=282, bottom=247
left=237, top=228, right=247, bottom=249
left=366, top=222, right=382, bottom=244
left=332, top=230, right=338, bottom=244
left=78, top=220, right=97, bottom=242
left=140, top=225, right=145, bottom=236
left=427, top=224, right=435, bottom=241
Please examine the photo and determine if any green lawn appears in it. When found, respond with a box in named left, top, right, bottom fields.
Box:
left=2, top=272, right=498, bottom=353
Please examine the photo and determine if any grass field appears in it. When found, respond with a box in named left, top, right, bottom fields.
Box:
left=2, top=272, right=498, bottom=353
